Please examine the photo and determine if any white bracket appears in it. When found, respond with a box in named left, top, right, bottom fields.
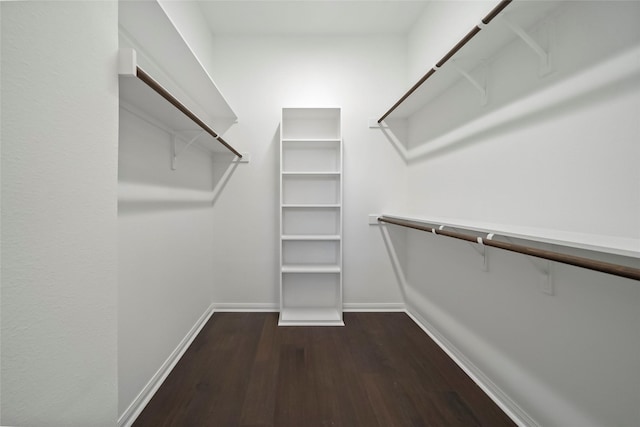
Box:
left=449, top=60, right=489, bottom=106
left=504, top=236, right=554, bottom=295
left=171, top=131, right=203, bottom=170
left=501, top=15, right=552, bottom=76
left=475, top=232, right=492, bottom=272
left=533, top=259, right=554, bottom=295
left=442, top=226, right=489, bottom=272
left=369, top=214, right=382, bottom=225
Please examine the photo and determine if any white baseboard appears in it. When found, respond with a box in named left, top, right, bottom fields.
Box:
left=404, top=305, right=539, bottom=427
left=211, top=302, right=279, bottom=312
left=117, top=304, right=215, bottom=427
left=343, top=302, right=405, bottom=312
left=212, top=302, right=405, bottom=313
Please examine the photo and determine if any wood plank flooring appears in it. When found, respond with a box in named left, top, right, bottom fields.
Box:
left=133, top=312, right=515, bottom=427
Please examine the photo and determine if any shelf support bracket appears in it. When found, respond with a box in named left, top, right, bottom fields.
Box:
left=503, top=236, right=554, bottom=295
left=501, top=16, right=552, bottom=76
left=449, top=60, right=489, bottom=106
left=440, top=226, right=489, bottom=271
left=171, top=131, right=204, bottom=170
left=536, top=260, right=554, bottom=295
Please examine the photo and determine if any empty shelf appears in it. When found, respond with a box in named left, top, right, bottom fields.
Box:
left=282, top=265, right=341, bottom=274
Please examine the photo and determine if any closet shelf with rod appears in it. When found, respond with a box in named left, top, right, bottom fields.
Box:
left=119, top=48, right=242, bottom=159
left=378, top=0, right=562, bottom=123
left=377, top=214, right=640, bottom=281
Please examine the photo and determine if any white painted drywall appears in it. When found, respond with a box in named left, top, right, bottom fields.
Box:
left=207, top=35, right=408, bottom=309
left=116, top=1, right=246, bottom=420
left=1, top=2, right=119, bottom=425
left=393, top=2, right=640, bottom=426
left=407, top=1, right=496, bottom=84
left=118, top=103, right=231, bottom=418
left=157, top=0, right=218, bottom=81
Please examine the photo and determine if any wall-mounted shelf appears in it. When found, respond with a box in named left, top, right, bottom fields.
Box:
left=280, top=108, right=343, bottom=326
left=119, top=0, right=237, bottom=130
left=379, top=214, right=640, bottom=261
left=378, top=0, right=563, bottom=122
left=119, top=48, right=241, bottom=159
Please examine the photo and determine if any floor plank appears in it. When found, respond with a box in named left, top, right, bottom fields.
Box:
left=133, top=312, right=516, bottom=427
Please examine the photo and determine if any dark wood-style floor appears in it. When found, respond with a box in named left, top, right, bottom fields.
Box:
left=134, top=312, right=515, bottom=427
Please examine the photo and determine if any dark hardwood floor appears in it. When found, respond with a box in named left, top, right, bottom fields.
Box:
left=133, top=312, right=515, bottom=427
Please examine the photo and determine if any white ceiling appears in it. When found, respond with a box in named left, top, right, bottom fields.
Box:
left=199, top=1, right=429, bottom=36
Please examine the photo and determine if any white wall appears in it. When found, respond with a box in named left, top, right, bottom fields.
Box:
left=393, top=2, right=640, bottom=426
left=157, top=0, right=218, bottom=83
left=1, top=2, right=119, bottom=426
left=116, top=2, right=245, bottom=420
left=207, top=35, right=408, bottom=309
left=117, top=109, right=231, bottom=419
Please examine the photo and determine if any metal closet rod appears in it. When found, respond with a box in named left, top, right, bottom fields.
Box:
left=135, top=67, right=242, bottom=159
left=378, top=0, right=513, bottom=124
left=378, top=216, right=640, bottom=282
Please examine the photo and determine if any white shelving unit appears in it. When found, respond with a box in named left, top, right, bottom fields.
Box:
left=279, top=108, right=344, bottom=326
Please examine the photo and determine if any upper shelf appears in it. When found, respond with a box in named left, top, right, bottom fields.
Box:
left=118, top=0, right=241, bottom=158
left=119, top=48, right=241, bottom=158
left=119, top=0, right=236, bottom=130
left=379, top=0, right=563, bottom=122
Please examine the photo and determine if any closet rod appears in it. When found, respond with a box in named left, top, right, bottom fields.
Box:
left=378, top=216, right=640, bottom=282
left=135, top=67, right=242, bottom=158
left=377, top=0, right=512, bottom=124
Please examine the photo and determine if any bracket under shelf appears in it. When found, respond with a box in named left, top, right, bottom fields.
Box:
left=448, top=60, right=489, bottom=106
left=118, top=48, right=243, bottom=166
left=501, top=15, right=553, bottom=76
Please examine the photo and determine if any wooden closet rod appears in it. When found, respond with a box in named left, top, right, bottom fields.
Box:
left=378, top=216, right=640, bottom=282
left=135, top=67, right=242, bottom=158
left=378, top=0, right=513, bottom=124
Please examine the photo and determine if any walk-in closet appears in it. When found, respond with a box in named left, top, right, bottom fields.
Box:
left=2, top=1, right=639, bottom=426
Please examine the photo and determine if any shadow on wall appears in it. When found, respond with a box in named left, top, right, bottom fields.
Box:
left=118, top=154, right=240, bottom=215
left=382, top=64, right=640, bottom=165
left=377, top=219, right=640, bottom=427
left=118, top=107, right=242, bottom=216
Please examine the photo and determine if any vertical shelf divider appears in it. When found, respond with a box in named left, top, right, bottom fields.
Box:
left=279, top=108, right=343, bottom=326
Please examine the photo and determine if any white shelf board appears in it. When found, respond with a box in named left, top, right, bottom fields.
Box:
left=282, top=171, right=341, bottom=176
left=119, top=0, right=236, bottom=128
left=119, top=72, right=235, bottom=155
left=282, top=139, right=342, bottom=142
left=389, top=1, right=564, bottom=120
left=381, top=213, right=640, bottom=259
left=282, top=235, right=341, bottom=241
left=278, top=307, right=344, bottom=327
left=282, top=204, right=341, bottom=209
left=282, top=265, right=341, bottom=274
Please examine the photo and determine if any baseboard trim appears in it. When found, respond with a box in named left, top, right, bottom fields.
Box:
left=343, top=302, right=406, bottom=312
left=212, top=303, right=279, bottom=312
left=404, top=306, right=539, bottom=427
left=212, top=303, right=406, bottom=313
left=117, top=304, right=215, bottom=427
